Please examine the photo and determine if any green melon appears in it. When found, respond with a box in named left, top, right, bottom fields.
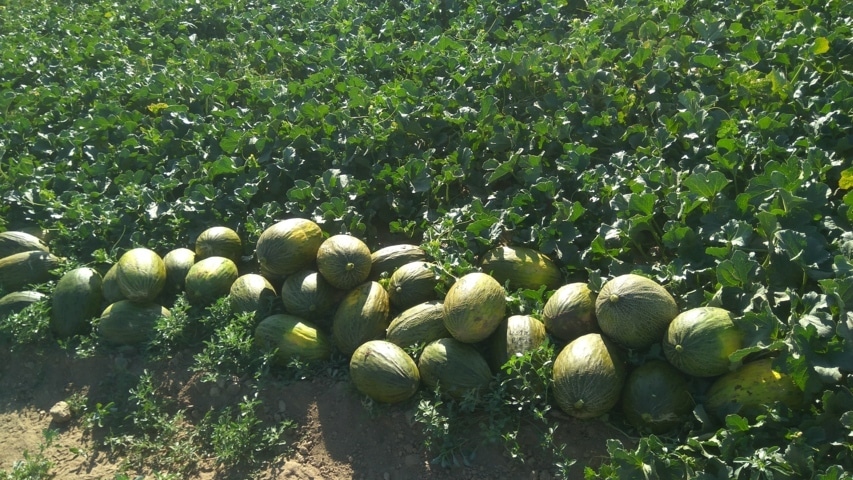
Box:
left=369, top=244, right=428, bottom=280
left=101, top=263, right=126, bottom=304
left=184, top=256, right=239, bottom=305
left=0, top=291, right=46, bottom=317
left=387, top=261, right=439, bottom=310
left=98, top=300, right=170, bottom=345
left=280, top=269, right=338, bottom=318
left=489, top=314, right=548, bottom=371
left=0, top=231, right=50, bottom=258
left=332, top=281, right=390, bottom=356
left=229, top=273, right=277, bottom=314
left=254, top=313, right=331, bottom=364
left=385, top=300, right=449, bottom=349
left=51, top=267, right=103, bottom=339
left=663, top=307, right=743, bottom=377
left=0, top=251, right=62, bottom=291
left=621, top=360, right=694, bottom=434
left=705, top=357, right=805, bottom=421
left=595, top=274, right=679, bottom=350
left=480, top=245, right=562, bottom=291
left=418, top=338, right=493, bottom=398
left=195, top=226, right=242, bottom=261
left=116, top=248, right=167, bottom=303
left=349, top=340, right=420, bottom=404
left=542, top=282, right=599, bottom=342
left=163, top=248, right=196, bottom=292
left=316, top=234, right=372, bottom=291
left=552, top=333, right=627, bottom=419
left=255, top=218, right=324, bottom=277
left=442, top=272, right=506, bottom=343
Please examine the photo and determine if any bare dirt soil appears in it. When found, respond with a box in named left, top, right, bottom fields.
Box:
left=0, top=339, right=629, bottom=480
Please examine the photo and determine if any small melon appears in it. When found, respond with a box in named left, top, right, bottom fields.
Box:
left=316, top=234, right=372, bottom=291
left=255, top=218, right=324, bottom=277
left=663, top=307, right=743, bottom=377
left=542, top=282, right=599, bottom=342
left=442, top=272, right=506, bottom=343
left=184, top=256, right=239, bottom=305
left=552, top=333, right=627, bottom=419
left=418, top=338, right=493, bottom=398
left=115, top=248, right=167, bottom=303
left=350, top=340, right=420, bottom=404
left=163, top=248, right=196, bottom=292
left=254, top=313, right=331, bottom=364
left=195, top=226, right=242, bottom=261
left=332, top=281, right=390, bottom=356
left=595, top=274, right=679, bottom=350
left=229, top=273, right=277, bottom=314
left=480, top=245, right=562, bottom=291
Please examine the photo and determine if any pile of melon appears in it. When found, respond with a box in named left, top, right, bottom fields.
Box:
left=0, top=220, right=807, bottom=435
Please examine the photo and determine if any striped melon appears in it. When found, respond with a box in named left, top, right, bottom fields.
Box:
left=256, top=218, right=324, bottom=277
left=542, top=282, right=598, bottom=342
left=663, top=307, right=743, bottom=377
left=184, top=256, right=239, bottom=305
left=385, top=300, right=449, bottom=349
left=595, top=274, right=678, bottom=350
left=115, top=248, right=166, bottom=303
left=350, top=340, right=420, bottom=404
left=480, top=245, right=562, bottom=291
left=552, top=333, right=627, bottom=419
left=386, top=261, right=439, bottom=310
left=254, top=314, right=331, bottom=364
left=418, top=338, right=493, bottom=398
left=332, top=281, right=390, bottom=356
left=0, top=251, right=62, bottom=291
left=316, top=234, right=372, bottom=291
left=443, top=272, right=506, bottom=343
left=51, top=267, right=103, bottom=339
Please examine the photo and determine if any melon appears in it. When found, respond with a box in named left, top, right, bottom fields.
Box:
left=98, top=300, right=170, bottom=345
left=0, top=291, right=46, bottom=317
left=163, top=248, right=196, bottom=292
left=542, top=282, right=598, bottom=342
left=480, top=245, right=562, bottom=291
left=101, top=263, right=126, bottom=304
left=331, top=281, right=390, bottom=356
left=51, top=267, right=103, bottom=339
left=0, top=250, right=62, bottom=291
left=229, top=273, right=277, bottom=314
left=349, top=340, right=420, bottom=404
left=595, top=274, right=679, bottom=350
left=255, top=218, right=324, bottom=277
left=442, top=272, right=506, bottom=343
left=184, top=256, right=239, bottom=305
left=0, top=231, right=50, bottom=258
left=385, top=300, right=449, bottom=349
left=552, top=333, right=627, bottom=419
left=195, top=226, right=242, bottom=261
left=254, top=314, right=331, bottom=364
left=316, top=234, right=372, bottom=291
left=369, top=244, right=428, bottom=280
left=386, top=261, right=439, bottom=310
left=663, top=307, right=743, bottom=377
left=280, top=269, right=338, bottom=318
left=705, top=357, right=805, bottom=421
left=621, top=360, right=694, bottom=434
left=418, top=338, right=493, bottom=398
left=115, top=248, right=166, bottom=303
left=489, top=314, right=547, bottom=371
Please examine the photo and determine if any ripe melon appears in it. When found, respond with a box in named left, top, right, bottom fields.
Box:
left=385, top=301, right=449, bottom=349
left=115, top=248, right=166, bottom=303
left=195, top=226, right=242, bottom=261
left=316, top=234, right=372, bottom=291
left=621, top=360, right=694, bottom=434
left=332, top=281, right=390, bottom=356
left=386, top=261, right=439, bottom=310
left=0, top=291, right=45, bottom=317
left=480, top=245, right=561, bottom=291
left=0, top=231, right=50, bottom=258
left=350, top=340, right=420, bottom=404
left=542, top=282, right=598, bottom=342
left=280, top=269, right=338, bottom=318
left=98, top=300, right=170, bottom=345
left=418, top=338, right=493, bottom=398
left=369, top=244, right=428, bottom=280
left=163, top=248, right=196, bottom=292
left=0, top=250, right=62, bottom=291
left=254, top=314, right=331, bottom=364
left=255, top=218, right=324, bottom=278
left=443, top=272, right=506, bottom=343
left=51, top=267, right=103, bottom=339
left=229, top=273, right=277, bottom=314
left=595, top=274, right=679, bottom=350
left=552, top=333, right=627, bottom=419
left=184, top=256, right=239, bottom=305
left=489, top=315, right=547, bottom=371
left=663, top=307, right=743, bottom=377
left=101, top=263, right=125, bottom=304
left=705, top=357, right=805, bottom=421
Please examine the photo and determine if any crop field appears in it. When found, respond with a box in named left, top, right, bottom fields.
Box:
left=0, top=0, right=852, bottom=478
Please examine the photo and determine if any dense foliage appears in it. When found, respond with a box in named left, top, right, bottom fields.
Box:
left=1, top=0, right=852, bottom=477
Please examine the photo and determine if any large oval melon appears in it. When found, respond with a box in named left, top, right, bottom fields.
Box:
left=387, top=261, right=439, bottom=310
left=385, top=300, right=449, bottom=349
left=256, top=218, right=324, bottom=278
left=0, top=231, right=50, bottom=258
left=705, top=357, right=804, bottom=421
left=115, top=248, right=166, bottom=303
left=480, top=245, right=562, bottom=291
left=443, top=272, right=506, bottom=343
left=316, top=234, right=372, bottom=291
left=552, top=333, right=627, bottom=419
left=489, top=314, right=547, bottom=371
left=418, top=338, right=493, bottom=398
left=663, top=307, right=743, bottom=377
left=621, top=360, right=694, bottom=434
left=98, top=300, right=170, bottom=345
left=332, top=281, right=390, bottom=356
left=542, top=282, right=599, bottom=342
left=350, top=340, right=420, bottom=404
left=51, top=267, right=103, bottom=339
left=195, top=226, right=242, bottom=261
left=163, top=248, right=196, bottom=292
left=0, top=291, right=46, bottom=317
left=0, top=251, right=62, bottom=291
left=229, top=273, right=277, bottom=314
left=369, top=244, right=428, bottom=280
left=280, top=269, right=338, bottom=318
left=595, top=274, right=679, bottom=350
left=184, top=256, right=239, bottom=305
left=254, top=314, right=331, bottom=365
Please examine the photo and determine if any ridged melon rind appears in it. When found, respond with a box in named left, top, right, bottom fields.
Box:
left=595, top=274, right=678, bottom=350
left=332, top=281, right=390, bottom=356
left=350, top=340, right=420, bottom=404
left=385, top=300, right=449, bottom=349
left=195, top=226, right=242, bottom=261
left=443, top=272, right=506, bottom=343
left=184, top=256, right=239, bottom=305
left=254, top=313, right=331, bottom=364
left=229, top=273, right=277, bottom=314
left=163, top=248, right=196, bottom=292
left=281, top=269, right=338, bottom=318
left=418, top=337, right=493, bottom=398
left=480, top=245, right=562, bottom=291
left=116, top=248, right=166, bottom=303
left=552, top=333, right=627, bottom=419
left=387, top=261, right=439, bottom=310
left=663, top=307, right=743, bottom=377
left=316, top=234, right=373, bottom=291
left=255, top=218, right=324, bottom=277
left=369, top=244, right=428, bottom=280
left=542, top=282, right=599, bottom=342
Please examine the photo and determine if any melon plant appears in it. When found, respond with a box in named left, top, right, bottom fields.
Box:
left=229, top=273, right=277, bottom=314
left=255, top=218, right=324, bottom=278
left=316, top=234, right=372, bottom=291
left=621, top=360, right=694, bottom=434
left=480, top=245, right=561, bottom=291
left=385, top=300, right=449, bottom=349
left=663, top=307, right=743, bottom=377
left=115, top=248, right=167, bottom=303
left=542, top=282, right=598, bottom=342
left=489, top=314, right=547, bottom=371
left=349, top=340, right=420, bottom=404
left=195, top=226, right=242, bottom=261
left=704, top=357, right=805, bottom=421
left=98, top=300, right=170, bottom=345
left=51, top=267, right=103, bottom=339
left=0, top=250, right=62, bottom=291
left=332, top=281, right=390, bottom=356
left=369, top=244, right=428, bottom=280
left=442, top=272, right=506, bottom=343
left=280, top=269, right=338, bottom=318
left=595, top=274, right=679, bottom=350
left=184, top=256, right=239, bottom=305
left=418, top=337, right=493, bottom=398
left=163, top=248, right=196, bottom=292
left=254, top=314, right=331, bottom=365
left=386, top=261, right=439, bottom=310
left=552, top=333, right=627, bottom=419
left=0, top=231, right=50, bottom=258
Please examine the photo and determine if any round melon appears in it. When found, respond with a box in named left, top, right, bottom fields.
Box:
left=542, top=282, right=599, bottom=342
left=230, top=273, right=277, bottom=314
left=663, top=307, right=743, bottom=377
left=184, top=256, right=239, bottom=305
left=280, top=269, right=338, bottom=318
left=115, top=248, right=166, bottom=303
left=316, top=234, right=372, bottom=291
left=0, top=290, right=45, bottom=317
left=163, top=248, right=196, bottom=292
left=101, top=263, right=126, bottom=304
left=350, top=340, right=421, bottom=404
left=385, top=301, right=449, bottom=349
left=442, top=272, right=506, bottom=343
left=552, top=333, right=627, bottom=419
left=595, top=274, right=679, bottom=350
left=0, top=231, right=50, bottom=258
left=387, top=261, right=439, bottom=310
left=332, top=281, right=390, bottom=356
left=255, top=218, right=324, bottom=277
left=480, top=245, right=562, bottom=291
left=418, top=338, right=493, bottom=398
left=621, top=360, right=694, bottom=434
left=489, top=314, right=548, bottom=371
left=98, top=300, right=170, bottom=345
left=195, top=226, right=242, bottom=261
left=705, top=357, right=805, bottom=421
left=51, top=267, right=103, bottom=339
left=0, top=250, right=62, bottom=291
left=255, top=314, right=331, bottom=364
left=369, top=244, right=428, bottom=280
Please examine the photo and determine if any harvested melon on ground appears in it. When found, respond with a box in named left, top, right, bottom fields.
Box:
left=229, top=273, right=277, bottom=314
left=255, top=313, right=331, bottom=365
left=255, top=218, right=324, bottom=278
left=184, top=256, right=239, bottom=305
left=542, top=282, right=599, bottom=342
left=163, top=248, right=196, bottom=293
left=369, top=244, right=428, bottom=280
left=480, top=245, right=562, bottom=291
left=621, top=360, right=694, bottom=434
left=418, top=337, right=493, bottom=398
left=443, top=272, right=506, bottom=343
left=663, top=306, right=743, bottom=377
left=317, top=234, right=372, bottom=291
left=385, top=300, right=449, bottom=349
left=332, top=281, right=390, bottom=356
left=595, top=274, right=679, bottom=350
left=115, top=248, right=166, bottom=303
left=350, top=340, right=420, bottom=404
left=51, top=267, right=103, bottom=339
left=386, top=261, right=440, bottom=310
left=552, top=333, right=627, bottom=419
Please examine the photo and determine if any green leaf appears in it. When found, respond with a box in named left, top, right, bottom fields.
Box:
left=811, top=37, right=830, bottom=55
left=839, top=168, right=853, bottom=190
left=219, top=130, right=243, bottom=154
left=683, top=171, right=730, bottom=199
left=717, top=250, right=759, bottom=288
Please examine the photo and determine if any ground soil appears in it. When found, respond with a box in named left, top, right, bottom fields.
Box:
left=0, top=339, right=630, bottom=480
